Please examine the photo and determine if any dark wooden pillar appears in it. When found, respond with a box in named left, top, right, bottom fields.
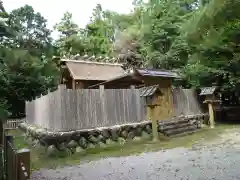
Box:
left=17, top=149, right=30, bottom=180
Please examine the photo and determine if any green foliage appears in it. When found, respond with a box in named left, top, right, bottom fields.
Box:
left=182, top=0, right=240, bottom=91
left=0, top=48, right=58, bottom=116
left=54, top=12, right=85, bottom=57
left=0, top=0, right=239, bottom=119
left=54, top=4, right=115, bottom=58
left=7, top=5, right=53, bottom=57
left=0, top=2, right=59, bottom=117
left=139, top=0, right=194, bottom=69
left=52, top=0, right=240, bottom=92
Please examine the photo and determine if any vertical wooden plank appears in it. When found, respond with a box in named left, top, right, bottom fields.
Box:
left=90, top=89, right=95, bottom=128
left=55, top=88, right=62, bottom=131
left=65, top=89, right=74, bottom=131
left=49, top=92, right=53, bottom=130
left=81, top=89, right=87, bottom=129
left=127, top=89, right=131, bottom=123
left=52, top=91, right=57, bottom=131
left=131, top=86, right=138, bottom=123
left=121, top=89, right=125, bottom=124
left=113, top=89, right=119, bottom=125
left=59, top=85, right=67, bottom=131
left=172, top=88, right=177, bottom=116
left=80, top=89, right=86, bottom=129
left=76, top=89, right=82, bottom=129
left=104, top=89, right=109, bottom=127
left=96, top=89, right=102, bottom=127
left=77, top=89, right=84, bottom=129
left=106, top=89, right=115, bottom=126
left=84, top=89, right=90, bottom=129
left=99, top=86, right=106, bottom=127
left=72, top=90, right=78, bottom=130
left=115, top=89, right=121, bottom=125
left=126, top=89, right=131, bottom=123
left=92, top=89, right=96, bottom=128
left=76, top=89, right=80, bottom=129
left=135, top=89, right=140, bottom=122
left=25, top=101, right=28, bottom=123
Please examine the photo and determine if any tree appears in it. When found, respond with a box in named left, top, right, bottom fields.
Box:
left=110, top=4, right=145, bottom=67
left=182, top=0, right=240, bottom=92
left=54, top=12, right=87, bottom=57
left=0, top=2, right=11, bottom=179
left=51, top=0, right=240, bottom=95
left=0, top=48, right=59, bottom=117
left=54, top=4, right=116, bottom=60
left=1, top=4, right=59, bottom=119
left=0, top=1, right=15, bottom=41
left=7, top=5, right=53, bottom=57
left=139, top=0, right=196, bottom=69
left=0, top=5, right=59, bottom=117
left=83, top=4, right=115, bottom=57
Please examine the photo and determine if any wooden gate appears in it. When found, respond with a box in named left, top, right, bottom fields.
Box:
left=4, top=133, right=30, bottom=180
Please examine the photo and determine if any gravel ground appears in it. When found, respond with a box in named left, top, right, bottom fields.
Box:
left=31, top=129, right=240, bottom=180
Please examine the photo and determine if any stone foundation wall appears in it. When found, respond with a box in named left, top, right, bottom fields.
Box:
left=18, top=114, right=207, bottom=157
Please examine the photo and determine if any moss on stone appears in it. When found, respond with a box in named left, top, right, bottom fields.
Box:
left=106, top=139, right=115, bottom=145
left=67, top=140, right=78, bottom=148
left=78, top=137, right=88, bottom=149
left=87, top=143, right=96, bottom=149
left=118, top=137, right=126, bottom=145
left=47, top=145, right=58, bottom=157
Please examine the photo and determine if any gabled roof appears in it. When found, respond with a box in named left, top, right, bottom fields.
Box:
left=88, top=68, right=179, bottom=89
left=140, top=85, right=161, bottom=97
left=200, top=86, right=218, bottom=96
left=61, top=59, right=126, bottom=81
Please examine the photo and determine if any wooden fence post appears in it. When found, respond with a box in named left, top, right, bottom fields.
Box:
left=100, top=85, right=107, bottom=125
left=58, top=84, right=66, bottom=131
left=208, top=103, right=215, bottom=128
left=150, top=107, right=159, bottom=141
left=4, top=135, right=13, bottom=180
left=16, top=149, right=30, bottom=180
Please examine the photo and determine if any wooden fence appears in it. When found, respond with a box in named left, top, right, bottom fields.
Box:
left=4, top=134, right=30, bottom=180
left=3, top=119, right=25, bottom=130
left=172, top=88, right=203, bottom=116
left=25, top=86, right=204, bottom=131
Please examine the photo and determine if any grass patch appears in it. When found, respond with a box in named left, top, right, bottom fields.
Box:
left=6, top=123, right=240, bottom=171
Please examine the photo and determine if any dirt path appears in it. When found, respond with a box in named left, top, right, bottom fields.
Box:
left=31, top=128, right=240, bottom=180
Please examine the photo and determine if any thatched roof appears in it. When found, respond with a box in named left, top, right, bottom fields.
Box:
left=89, top=68, right=180, bottom=89
left=61, top=59, right=126, bottom=81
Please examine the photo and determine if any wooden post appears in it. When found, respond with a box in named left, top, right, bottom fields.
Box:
left=17, top=149, right=30, bottom=180
left=150, top=106, right=159, bottom=141
left=0, top=123, right=3, bottom=180
left=72, top=79, right=76, bottom=90
left=146, top=106, right=150, bottom=121
left=208, top=103, right=215, bottom=128
left=4, top=135, right=13, bottom=180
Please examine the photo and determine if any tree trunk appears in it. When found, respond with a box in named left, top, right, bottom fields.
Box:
left=0, top=121, right=4, bottom=180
